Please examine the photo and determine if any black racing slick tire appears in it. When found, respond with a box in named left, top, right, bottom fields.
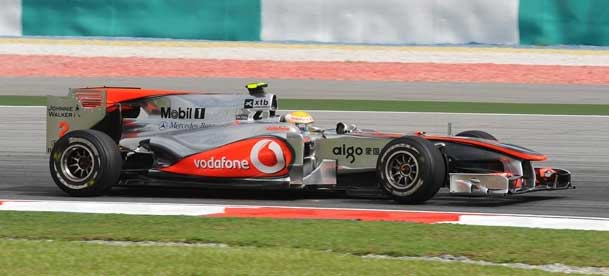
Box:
left=376, top=136, right=446, bottom=204
left=49, top=130, right=122, bottom=197
left=456, top=130, right=497, bottom=141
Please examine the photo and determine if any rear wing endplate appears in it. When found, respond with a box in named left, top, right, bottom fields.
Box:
left=46, top=88, right=107, bottom=153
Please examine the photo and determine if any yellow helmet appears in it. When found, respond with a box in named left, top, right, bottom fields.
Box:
left=285, top=111, right=314, bottom=125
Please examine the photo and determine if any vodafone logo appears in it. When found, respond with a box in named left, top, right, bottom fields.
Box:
left=194, top=157, right=249, bottom=170
left=162, top=137, right=291, bottom=178
left=250, top=139, right=285, bottom=174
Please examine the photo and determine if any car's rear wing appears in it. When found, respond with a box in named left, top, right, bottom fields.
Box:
left=46, top=88, right=107, bottom=153
left=46, top=83, right=279, bottom=152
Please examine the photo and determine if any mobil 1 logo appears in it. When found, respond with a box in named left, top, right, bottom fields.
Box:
left=160, top=107, right=205, bottom=120
left=244, top=98, right=269, bottom=109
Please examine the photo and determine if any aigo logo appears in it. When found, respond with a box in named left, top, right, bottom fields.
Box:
left=250, top=139, right=285, bottom=174
left=161, top=137, right=292, bottom=178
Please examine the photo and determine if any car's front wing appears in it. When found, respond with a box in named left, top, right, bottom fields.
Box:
left=449, top=167, right=572, bottom=195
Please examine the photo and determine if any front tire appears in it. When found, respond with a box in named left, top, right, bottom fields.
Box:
left=49, top=130, right=122, bottom=196
left=376, top=136, right=446, bottom=204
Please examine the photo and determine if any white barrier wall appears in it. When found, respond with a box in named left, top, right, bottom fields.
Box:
left=0, top=0, right=21, bottom=36
left=261, top=0, right=519, bottom=44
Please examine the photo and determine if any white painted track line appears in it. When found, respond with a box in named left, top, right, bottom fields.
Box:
left=2, top=199, right=609, bottom=231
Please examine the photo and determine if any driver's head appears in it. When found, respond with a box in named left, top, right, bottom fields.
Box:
left=284, top=111, right=314, bottom=131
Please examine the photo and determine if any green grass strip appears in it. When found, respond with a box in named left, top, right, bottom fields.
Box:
left=1, top=96, right=608, bottom=115
left=0, top=239, right=569, bottom=276
left=0, top=95, right=46, bottom=106
left=0, top=211, right=608, bottom=267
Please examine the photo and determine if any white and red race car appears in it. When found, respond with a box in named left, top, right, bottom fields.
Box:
left=47, top=83, right=572, bottom=203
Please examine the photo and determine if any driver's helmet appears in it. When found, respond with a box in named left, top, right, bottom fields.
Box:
left=284, top=111, right=314, bottom=131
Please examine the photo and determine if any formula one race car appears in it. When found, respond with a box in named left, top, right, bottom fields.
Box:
left=47, top=83, right=572, bottom=203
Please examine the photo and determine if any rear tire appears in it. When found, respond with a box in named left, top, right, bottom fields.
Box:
left=456, top=130, right=497, bottom=141
left=376, top=136, right=446, bottom=204
left=49, top=130, right=122, bottom=196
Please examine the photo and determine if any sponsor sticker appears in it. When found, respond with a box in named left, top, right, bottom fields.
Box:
left=250, top=139, right=286, bottom=174
left=235, top=113, right=249, bottom=120
left=265, top=125, right=291, bottom=132
left=48, top=105, right=81, bottom=118
left=162, top=137, right=292, bottom=178
left=159, top=121, right=212, bottom=130
left=160, top=107, right=205, bottom=120
left=244, top=98, right=269, bottom=109
left=58, top=121, right=70, bottom=137
left=194, top=157, right=250, bottom=170
left=333, top=144, right=380, bottom=163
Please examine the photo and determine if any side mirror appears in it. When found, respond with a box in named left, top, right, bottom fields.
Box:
left=336, top=122, right=347, bottom=134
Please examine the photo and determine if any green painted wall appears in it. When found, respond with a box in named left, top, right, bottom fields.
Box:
left=17, top=0, right=609, bottom=46
left=22, top=0, right=261, bottom=41
left=519, top=0, right=609, bottom=46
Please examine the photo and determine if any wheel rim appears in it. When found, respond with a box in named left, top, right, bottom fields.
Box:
left=385, top=150, right=420, bottom=190
left=60, top=144, right=96, bottom=183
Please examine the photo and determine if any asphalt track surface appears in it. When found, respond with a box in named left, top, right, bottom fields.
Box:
left=1, top=77, right=608, bottom=218
left=1, top=99, right=608, bottom=218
